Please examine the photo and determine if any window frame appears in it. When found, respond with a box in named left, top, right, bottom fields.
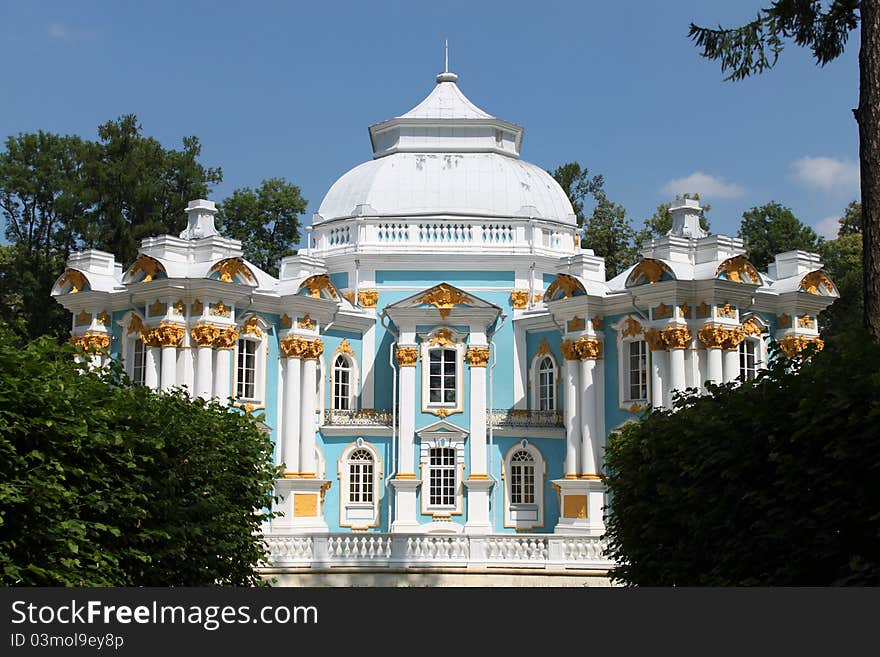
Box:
left=420, top=328, right=465, bottom=418
left=330, top=350, right=359, bottom=412
left=418, top=427, right=466, bottom=517
left=232, top=315, right=268, bottom=408
left=338, top=439, right=382, bottom=530
left=529, top=351, right=559, bottom=412
left=613, top=315, right=651, bottom=411
left=503, top=441, right=545, bottom=531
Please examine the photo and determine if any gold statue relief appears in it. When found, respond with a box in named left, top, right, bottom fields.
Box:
left=358, top=289, right=379, bottom=308
left=621, top=316, right=643, bottom=337
left=510, top=290, right=530, bottom=309
left=429, top=328, right=457, bottom=347
left=210, top=301, right=231, bottom=318
left=417, top=283, right=472, bottom=318
left=58, top=269, right=89, bottom=294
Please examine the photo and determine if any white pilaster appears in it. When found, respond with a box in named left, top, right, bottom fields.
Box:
left=723, top=348, right=739, bottom=384
left=465, top=338, right=492, bottom=534
left=563, top=356, right=581, bottom=478
left=513, top=323, right=527, bottom=409
left=578, top=357, right=598, bottom=476
left=213, top=348, right=232, bottom=405
left=283, top=356, right=302, bottom=475
left=593, top=358, right=605, bottom=475
left=392, top=341, right=421, bottom=533
left=650, top=348, right=667, bottom=408
left=195, top=346, right=213, bottom=399
left=180, top=339, right=195, bottom=395
left=299, top=355, right=318, bottom=475
left=361, top=323, right=376, bottom=409
left=144, top=347, right=160, bottom=390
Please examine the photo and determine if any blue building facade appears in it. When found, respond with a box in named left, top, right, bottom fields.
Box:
left=52, top=69, right=838, bottom=580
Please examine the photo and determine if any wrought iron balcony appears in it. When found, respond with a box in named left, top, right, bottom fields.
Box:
left=488, top=408, right=563, bottom=428
left=322, top=409, right=395, bottom=427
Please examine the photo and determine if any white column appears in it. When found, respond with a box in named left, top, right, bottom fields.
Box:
left=361, top=323, right=376, bottom=409
left=706, top=348, right=723, bottom=386
left=392, top=343, right=420, bottom=533
left=723, top=348, right=739, bottom=384
left=283, top=355, right=302, bottom=474
left=144, top=347, right=160, bottom=390
left=668, top=348, right=686, bottom=396
left=195, top=346, right=213, bottom=399
left=465, top=341, right=491, bottom=534
left=213, top=348, right=231, bottom=404
left=180, top=343, right=195, bottom=395
left=563, top=352, right=581, bottom=478
left=593, top=357, right=605, bottom=475
left=299, top=353, right=318, bottom=476
left=89, top=353, right=103, bottom=370
left=513, top=323, right=527, bottom=409
left=160, top=346, right=177, bottom=391
left=579, top=357, right=597, bottom=476
left=650, top=347, right=667, bottom=408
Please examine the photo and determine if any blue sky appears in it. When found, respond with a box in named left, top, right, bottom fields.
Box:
left=1, top=1, right=861, bottom=246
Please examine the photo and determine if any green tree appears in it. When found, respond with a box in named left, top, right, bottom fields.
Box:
left=820, top=200, right=864, bottom=335
left=738, top=201, right=820, bottom=271
left=0, top=325, right=279, bottom=586
left=0, top=132, right=88, bottom=339
left=217, top=178, right=307, bottom=276
left=81, top=115, right=223, bottom=265
left=635, top=194, right=711, bottom=249
left=688, top=1, right=880, bottom=339
left=585, top=195, right=637, bottom=277
left=604, top=328, right=880, bottom=586
left=549, top=162, right=604, bottom=226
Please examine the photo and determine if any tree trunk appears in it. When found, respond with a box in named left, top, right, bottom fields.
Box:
left=859, top=0, right=880, bottom=340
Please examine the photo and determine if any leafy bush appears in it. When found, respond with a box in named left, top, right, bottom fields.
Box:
left=604, top=330, right=880, bottom=585
left=0, top=326, right=280, bottom=586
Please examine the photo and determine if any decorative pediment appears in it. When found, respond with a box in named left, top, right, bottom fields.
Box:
left=798, top=270, right=838, bottom=297
left=53, top=268, right=91, bottom=295
left=383, top=283, right=500, bottom=322
left=544, top=274, right=586, bottom=302
left=297, top=274, right=339, bottom=300
left=416, top=419, right=469, bottom=438
left=123, top=255, right=166, bottom=284
left=625, top=258, right=675, bottom=287
left=208, top=258, right=257, bottom=286
left=716, top=255, right=762, bottom=285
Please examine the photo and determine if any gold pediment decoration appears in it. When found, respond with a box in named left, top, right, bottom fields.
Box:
left=799, top=271, right=835, bottom=296
left=336, top=338, right=354, bottom=356
left=214, top=258, right=255, bottom=284
left=742, top=317, right=763, bottom=336
left=300, top=274, right=337, bottom=299
left=127, top=255, right=164, bottom=283
left=429, top=328, right=457, bottom=346
left=716, top=255, right=761, bottom=284
left=545, top=274, right=585, bottom=301
left=629, top=259, right=667, bottom=285
left=57, top=269, right=89, bottom=294
left=621, top=316, right=643, bottom=338
left=535, top=338, right=553, bottom=357
left=243, top=315, right=263, bottom=337
left=148, top=300, right=166, bottom=316
left=417, top=283, right=471, bottom=319
left=128, top=315, right=145, bottom=336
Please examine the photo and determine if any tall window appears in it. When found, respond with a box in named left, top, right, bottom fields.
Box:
left=510, top=450, right=536, bottom=504
left=537, top=356, right=556, bottom=411
left=739, top=339, right=758, bottom=381
left=131, top=339, right=146, bottom=385
left=236, top=338, right=257, bottom=399
left=429, top=348, right=457, bottom=404
left=347, top=448, right=374, bottom=504
left=428, top=447, right=456, bottom=508
left=628, top=340, right=648, bottom=401
left=332, top=354, right=352, bottom=410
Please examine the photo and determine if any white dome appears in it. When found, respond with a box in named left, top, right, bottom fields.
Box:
left=317, top=152, right=577, bottom=224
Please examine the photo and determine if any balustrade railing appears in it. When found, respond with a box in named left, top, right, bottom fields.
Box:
left=488, top=408, right=563, bottom=428
left=323, top=409, right=394, bottom=427
left=262, top=532, right=612, bottom=570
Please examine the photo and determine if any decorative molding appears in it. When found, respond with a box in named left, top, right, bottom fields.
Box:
left=697, top=324, right=743, bottom=350
left=429, top=328, right=457, bottom=347
left=300, top=274, right=337, bottom=299
left=127, top=255, right=163, bottom=282
left=127, top=315, right=145, bottom=336
left=660, top=325, right=691, bottom=349
left=335, top=338, right=354, bottom=356
left=358, top=289, right=379, bottom=308
left=561, top=338, right=602, bottom=360
left=591, top=316, right=603, bottom=330
left=466, top=346, right=490, bottom=367
left=417, top=283, right=471, bottom=318
left=96, top=311, right=109, bottom=326
left=779, top=335, right=824, bottom=357
left=621, top=316, right=643, bottom=338
left=395, top=346, right=419, bottom=367
left=172, top=299, right=185, bottom=315
left=742, top=317, right=763, bottom=336
left=510, top=290, right=530, bottom=309
left=716, top=255, right=761, bottom=284
left=215, top=258, right=255, bottom=283
left=679, top=304, right=690, bottom=319
left=799, top=271, right=835, bottom=296
left=144, top=323, right=186, bottom=348
left=213, top=327, right=240, bottom=350
left=560, top=340, right=579, bottom=361
left=298, top=314, right=315, bottom=330
left=57, top=269, right=89, bottom=294
left=567, top=316, right=585, bottom=332
left=210, top=301, right=231, bottom=318
left=343, top=291, right=355, bottom=303
left=653, top=303, right=673, bottom=320
left=545, top=274, right=584, bottom=301
left=535, top=338, right=553, bottom=357
left=629, top=259, right=666, bottom=285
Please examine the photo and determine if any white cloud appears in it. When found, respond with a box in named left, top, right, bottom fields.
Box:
left=792, top=156, right=860, bottom=194
left=47, top=22, right=97, bottom=43
left=660, top=171, right=746, bottom=200
left=814, top=215, right=841, bottom=240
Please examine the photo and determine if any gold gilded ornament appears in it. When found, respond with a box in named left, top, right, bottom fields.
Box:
left=779, top=335, right=824, bottom=358
left=567, top=316, right=586, bottom=332
left=300, top=274, right=337, bottom=299
left=210, top=301, right=231, bottom=318
left=778, top=313, right=792, bottom=328
left=395, top=346, right=419, bottom=367
left=510, top=290, right=530, bottom=309
left=75, top=310, right=91, bottom=326
left=417, top=283, right=471, bottom=319
left=545, top=274, right=584, bottom=301
left=799, top=271, right=835, bottom=296
left=653, top=303, right=673, bottom=319
left=643, top=328, right=665, bottom=351
left=213, top=327, right=240, bottom=350
left=279, top=313, right=292, bottom=328
left=621, top=316, right=643, bottom=337
left=191, top=323, right=221, bottom=348
left=69, top=332, right=110, bottom=353
left=629, top=259, right=667, bottom=285
left=535, top=338, right=553, bottom=357
left=243, top=316, right=263, bottom=337
left=336, top=338, right=354, bottom=356
left=358, top=289, right=379, bottom=308
left=127, top=255, right=163, bottom=282
left=429, top=328, right=456, bottom=347
left=660, top=326, right=691, bottom=349
left=718, top=304, right=736, bottom=319
left=716, top=255, right=761, bottom=284
left=466, top=346, right=490, bottom=367
left=148, top=300, right=166, bottom=316
left=57, top=269, right=89, bottom=294
left=214, top=258, right=255, bottom=283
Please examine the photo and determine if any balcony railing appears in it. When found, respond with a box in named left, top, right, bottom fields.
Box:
left=488, top=408, right=563, bottom=428
left=323, top=409, right=394, bottom=427
left=261, top=532, right=613, bottom=571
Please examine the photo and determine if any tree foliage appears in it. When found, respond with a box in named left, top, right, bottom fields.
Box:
left=688, top=1, right=860, bottom=82
left=739, top=201, right=820, bottom=271
left=549, top=161, right=604, bottom=226
left=217, top=178, right=307, bottom=277
left=586, top=195, right=637, bottom=277
left=820, top=200, right=864, bottom=335
left=604, top=329, right=880, bottom=586
left=0, top=325, right=280, bottom=586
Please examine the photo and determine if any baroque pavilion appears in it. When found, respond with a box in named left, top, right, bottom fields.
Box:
left=52, top=68, right=838, bottom=585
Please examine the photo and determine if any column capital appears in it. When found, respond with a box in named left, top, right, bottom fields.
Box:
left=395, top=345, right=419, bottom=367
left=280, top=335, right=322, bottom=359
left=698, top=324, right=741, bottom=350
left=660, top=325, right=692, bottom=350
left=562, top=337, right=603, bottom=360
left=69, top=331, right=110, bottom=353
left=213, top=326, right=240, bottom=350
left=144, top=322, right=186, bottom=348
left=643, top=328, right=666, bottom=351
left=191, top=323, right=221, bottom=348
left=466, top=346, right=490, bottom=367
left=779, top=335, right=824, bottom=357
left=300, top=338, right=324, bottom=360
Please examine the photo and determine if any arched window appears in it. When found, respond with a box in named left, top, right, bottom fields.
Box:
left=537, top=356, right=556, bottom=411
left=332, top=354, right=352, bottom=410
left=510, top=449, right=536, bottom=504
left=347, top=448, right=374, bottom=504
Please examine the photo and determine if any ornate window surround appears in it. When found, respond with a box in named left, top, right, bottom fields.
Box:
left=330, top=342, right=359, bottom=411
left=529, top=349, right=559, bottom=412
left=233, top=314, right=268, bottom=408
left=119, top=311, right=150, bottom=384
left=419, top=327, right=466, bottom=418
left=611, top=314, right=651, bottom=411
left=502, top=440, right=546, bottom=531
left=338, top=438, right=382, bottom=530
left=740, top=313, right=769, bottom=380
left=418, top=421, right=467, bottom=517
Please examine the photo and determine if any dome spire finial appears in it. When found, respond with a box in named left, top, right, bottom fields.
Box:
left=437, top=38, right=458, bottom=83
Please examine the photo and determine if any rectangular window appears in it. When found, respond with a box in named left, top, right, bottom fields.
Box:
left=236, top=339, right=257, bottom=399
left=739, top=340, right=758, bottom=381
left=628, top=340, right=648, bottom=401
left=349, top=460, right=373, bottom=503
left=428, top=447, right=456, bottom=508
left=428, top=348, right=457, bottom=405
left=132, top=340, right=146, bottom=386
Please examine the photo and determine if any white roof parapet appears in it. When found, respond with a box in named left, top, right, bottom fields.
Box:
left=668, top=198, right=707, bottom=239
left=180, top=199, right=219, bottom=240
left=766, top=250, right=823, bottom=280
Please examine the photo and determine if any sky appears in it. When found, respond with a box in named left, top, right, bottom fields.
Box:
left=0, top=1, right=862, bottom=247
